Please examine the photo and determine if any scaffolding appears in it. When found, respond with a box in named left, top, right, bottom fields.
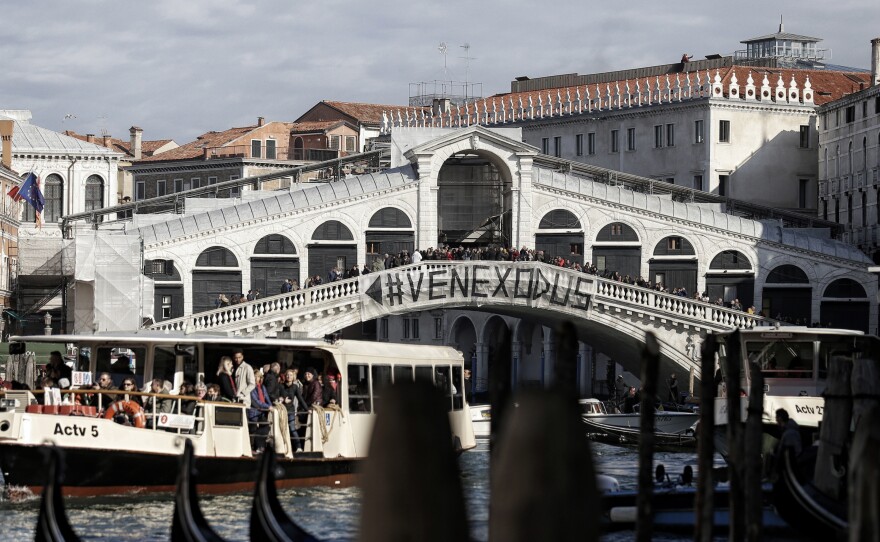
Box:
left=408, top=80, right=483, bottom=108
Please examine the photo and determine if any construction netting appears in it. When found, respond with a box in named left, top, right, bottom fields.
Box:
left=72, top=234, right=152, bottom=333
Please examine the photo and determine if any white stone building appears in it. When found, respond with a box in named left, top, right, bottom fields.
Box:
left=817, top=38, right=880, bottom=261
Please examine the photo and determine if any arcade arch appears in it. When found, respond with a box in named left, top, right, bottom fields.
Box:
left=762, top=264, right=811, bottom=323
left=592, top=222, right=641, bottom=278
left=535, top=209, right=584, bottom=265
left=705, top=250, right=754, bottom=308
left=366, top=207, right=414, bottom=265
left=192, top=246, right=241, bottom=312
left=820, top=278, right=869, bottom=332
left=308, top=220, right=356, bottom=279
left=649, top=236, right=697, bottom=294
left=251, top=234, right=299, bottom=295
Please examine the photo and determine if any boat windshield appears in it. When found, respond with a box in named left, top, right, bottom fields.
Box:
left=579, top=401, right=606, bottom=415
left=746, top=339, right=814, bottom=380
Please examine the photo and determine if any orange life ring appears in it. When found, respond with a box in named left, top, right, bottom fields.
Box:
left=103, top=400, right=146, bottom=429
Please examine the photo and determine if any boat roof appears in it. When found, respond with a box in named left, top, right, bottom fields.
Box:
left=10, top=333, right=463, bottom=361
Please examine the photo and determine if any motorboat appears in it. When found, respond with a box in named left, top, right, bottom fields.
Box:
left=0, top=332, right=476, bottom=497
left=469, top=403, right=491, bottom=440
left=579, top=398, right=699, bottom=447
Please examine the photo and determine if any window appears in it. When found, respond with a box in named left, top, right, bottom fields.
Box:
left=666, top=124, right=674, bottom=147
left=654, top=125, right=663, bottom=148
left=668, top=237, right=681, bottom=250
left=847, top=194, right=853, bottom=225
left=611, top=224, right=622, bottom=236
left=251, top=140, right=262, bottom=158
left=835, top=197, right=840, bottom=223
left=626, top=128, right=636, bottom=151
left=157, top=180, right=166, bottom=196
left=345, top=136, right=356, bottom=152
left=553, top=136, right=562, bottom=157
left=136, top=181, right=145, bottom=201
left=330, top=135, right=340, bottom=149
left=694, top=120, right=704, bottom=143
left=347, top=364, right=371, bottom=413
left=367, top=242, right=380, bottom=254
left=380, top=318, right=389, bottom=339
left=191, top=177, right=201, bottom=190
left=266, top=139, right=276, bottom=159
left=719, top=120, right=730, bottom=142
left=875, top=96, right=880, bottom=114
left=665, top=177, right=674, bottom=184
left=207, top=176, right=218, bottom=185
left=587, top=132, right=596, bottom=155
left=434, top=317, right=443, bottom=339
left=541, top=137, right=549, bottom=154
left=229, top=175, right=240, bottom=197
left=799, top=125, right=810, bottom=148
left=162, top=295, right=172, bottom=319
left=845, top=105, right=855, bottom=123
left=575, top=134, right=584, bottom=156
left=719, top=174, right=729, bottom=196
left=799, top=179, right=808, bottom=208
left=84, top=175, right=103, bottom=212
left=863, top=192, right=868, bottom=227
left=151, top=260, right=166, bottom=274
left=610, top=130, right=619, bottom=153
left=403, top=319, right=411, bottom=339
left=411, top=318, right=420, bottom=339
left=862, top=101, right=868, bottom=119
left=173, top=178, right=183, bottom=193
left=596, top=255, right=606, bottom=272
left=822, top=199, right=827, bottom=220
left=693, top=175, right=703, bottom=191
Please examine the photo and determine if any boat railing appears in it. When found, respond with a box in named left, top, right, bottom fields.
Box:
left=247, top=405, right=315, bottom=455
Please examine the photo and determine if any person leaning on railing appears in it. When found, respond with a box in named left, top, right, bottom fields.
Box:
left=143, top=378, right=173, bottom=428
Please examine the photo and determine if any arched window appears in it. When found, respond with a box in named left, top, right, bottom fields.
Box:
left=848, top=141, right=853, bottom=175
left=538, top=209, right=580, bottom=229
left=195, top=246, right=238, bottom=267
left=369, top=208, right=412, bottom=229
left=823, top=147, right=828, bottom=179
left=312, top=220, right=354, bottom=241
left=44, top=174, right=64, bottom=223
left=84, top=175, right=104, bottom=212
left=823, top=278, right=867, bottom=298
left=766, top=264, right=809, bottom=284
left=709, top=250, right=751, bottom=270
left=836, top=145, right=840, bottom=177
left=863, top=137, right=868, bottom=172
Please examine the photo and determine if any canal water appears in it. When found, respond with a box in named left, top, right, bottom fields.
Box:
left=0, top=442, right=734, bottom=541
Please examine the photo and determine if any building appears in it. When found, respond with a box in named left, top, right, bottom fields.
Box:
left=127, top=118, right=299, bottom=201
left=289, top=120, right=360, bottom=160
left=383, top=28, right=871, bottom=214
left=0, top=121, right=21, bottom=337
left=63, top=127, right=177, bottom=202
left=295, top=101, right=415, bottom=152
left=817, top=38, right=880, bottom=261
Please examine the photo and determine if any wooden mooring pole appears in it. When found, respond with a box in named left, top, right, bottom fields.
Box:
left=695, top=334, right=717, bottom=542
left=635, top=332, right=660, bottom=542
left=724, top=329, right=745, bottom=541
left=849, top=356, right=880, bottom=542
left=744, top=360, right=765, bottom=542
left=813, top=356, right=853, bottom=500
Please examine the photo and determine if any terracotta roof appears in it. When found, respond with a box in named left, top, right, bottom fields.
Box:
left=290, top=120, right=354, bottom=134
left=63, top=131, right=176, bottom=157
left=320, top=101, right=419, bottom=124
left=473, top=66, right=871, bottom=114
left=136, top=125, right=257, bottom=162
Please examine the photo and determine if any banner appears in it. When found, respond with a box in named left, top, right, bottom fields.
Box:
left=359, top=262, right=592, bottom=321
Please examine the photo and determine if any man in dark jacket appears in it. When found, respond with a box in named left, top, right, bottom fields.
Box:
left=263, top=362, right=282, bottom=402
left=279, top=368, right=307, bottom=452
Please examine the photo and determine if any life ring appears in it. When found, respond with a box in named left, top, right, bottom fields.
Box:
left=103, top=400, right=146, bottom=429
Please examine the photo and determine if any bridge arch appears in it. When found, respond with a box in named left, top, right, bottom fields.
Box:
left=513, top=320, right=546, bottom=386
left=705, top=249, right=754, bottom=308
left=308, top=219, right=357, bottom=279
left=820, top=278, right=869, bottom=332
left=192, top=246, right=242, bottom=312
left=250, top=234, right=299, bottom=295
left=649, top=235, right=698, bottom=294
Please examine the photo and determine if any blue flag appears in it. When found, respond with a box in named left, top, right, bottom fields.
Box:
left=18, top=172, right=44, bottom=214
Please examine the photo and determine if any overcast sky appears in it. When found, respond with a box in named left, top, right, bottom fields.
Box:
left=2, top=0, right=877, bottom=145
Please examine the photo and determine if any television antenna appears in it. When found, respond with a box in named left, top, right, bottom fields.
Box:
left=97, top=113, right=109, bottom=136
left=459, top=43, right=476, bottom=99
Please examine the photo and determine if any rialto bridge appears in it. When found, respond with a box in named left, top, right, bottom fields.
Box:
left=57, top=125, right=876, bottom=393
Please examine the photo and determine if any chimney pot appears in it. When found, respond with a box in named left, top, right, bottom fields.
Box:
left=0, top=119, right=13, bottom=170
left=258, top=116, right=265, bottom=127
left=102, top=135, right=112, bottom=147
left=129, top=126, right=143, bottom=160
left=86, top=134, right=95, bottom=143
left=871, top=37, right=880, bottom=86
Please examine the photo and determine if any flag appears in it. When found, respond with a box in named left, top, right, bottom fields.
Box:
left=6, top=184, right=22, bottom=202
left=18, top=172, right=45, bottom=228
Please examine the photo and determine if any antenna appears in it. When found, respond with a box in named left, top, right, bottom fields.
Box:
left=97, top=113, right=108, bottom=136
left=459, top=43, right=477, bottom=100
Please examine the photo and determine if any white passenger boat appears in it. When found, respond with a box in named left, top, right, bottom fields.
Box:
left=0, top=332, right=476, bottom=496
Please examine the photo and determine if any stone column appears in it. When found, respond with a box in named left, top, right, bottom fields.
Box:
left=511, top=340, right=522, bottom=387
left=475, top=341, right=490, bottom=393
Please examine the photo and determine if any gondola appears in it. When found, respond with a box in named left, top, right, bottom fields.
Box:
left=34, top=447, right=81, bottom=542
left=171, top=439, right=227, bottom=542
left=773, top=449, right=847, bottom=541
left=250, top=448, right=322, bottom=542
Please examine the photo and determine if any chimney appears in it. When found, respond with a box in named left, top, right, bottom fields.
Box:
left=257, top=116, right=265, bottom=127
left=0, top=119, right=13, bottom=170
left=872, top=37, right=880, bottom=86
left=86, top=133, right=95, bottom=143
left=432, top=98, right=451, bottom=116
left=129, top=126, right=143, bottom=160
left=102, top=135, right=112, bottom=147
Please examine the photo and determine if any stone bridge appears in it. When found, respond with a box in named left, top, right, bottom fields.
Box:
left=151, top=261, right=772, bottom=381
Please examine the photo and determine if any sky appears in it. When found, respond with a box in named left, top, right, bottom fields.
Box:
left=1, top=0, right=878, bottom=145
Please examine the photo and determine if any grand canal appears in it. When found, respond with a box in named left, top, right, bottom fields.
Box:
left=0, top=442, right=736, bottom=541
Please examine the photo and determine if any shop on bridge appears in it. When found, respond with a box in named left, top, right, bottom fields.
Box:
left=308, top=220, right=357, bottom=280
left=761, top=264, right=812, bottom=323
left=704, top=250, right=754, bottom=308
left=251, top=234, right=299, bottom=296
left=192, top=247, right=242, bottom=312
left=365, top=208, right=414, bottom=265
left=535, top=209, right=584, bottom=266
left=591, top=222, right=641, bottom=278
left=820, top=278, right=869, bottom=332
left=648, top=236, right=698, bottom=294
